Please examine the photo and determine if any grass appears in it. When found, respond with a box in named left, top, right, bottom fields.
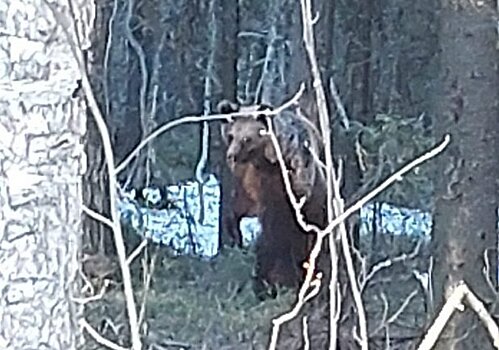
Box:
left=84, top=245, right=298, bottom=350
left=83, top=231, right=430, bottom=350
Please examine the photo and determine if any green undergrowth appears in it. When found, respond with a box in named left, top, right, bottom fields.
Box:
left=84, top=245, right=297, bottom=350
left=141, top=247, right=296, bottom=349
left=84, top=232, right=430, bottom=349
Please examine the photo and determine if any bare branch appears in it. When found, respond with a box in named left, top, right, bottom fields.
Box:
left=417, top=281, right=499, bottom=350
left=115, top=84, right=305, bottom=175
left=303, top=316, right=310, bottom=350
left=329, top=77, right=350, bottom=130
left=72, top=280, right=110, bottom=304
left=370, top=290, right=418, bottom=336
left=323, top=134, right=450, bottom=235
left=254, top=26, right=277, bottom=103
left=138, top=249, right=157, bottom=329
left=45, top=1, right=144, bottom=349
left=102, top=0, right=118, bottom=118
left=195, top=0, right=216, bottom=184
left=361, top=240, right=423, bottom=291
left=82, top=205, right=114, bottom=229
left=126, top=239, right=148, bottom=265
left=300, top=0, right=365, bottom=347
left=80, top=319, right=128, bottom=350
left=125, top=0, right=148, bottom=135
left=267, top=124, right=450, bottom=349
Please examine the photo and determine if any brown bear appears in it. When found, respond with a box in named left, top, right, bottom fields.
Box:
left=222, top=161, right=263, bottom=247
left=218, top=99, right=327, bottom=299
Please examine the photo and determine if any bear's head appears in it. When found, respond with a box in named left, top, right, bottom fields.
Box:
left=217, top=100, right=278, bottom=169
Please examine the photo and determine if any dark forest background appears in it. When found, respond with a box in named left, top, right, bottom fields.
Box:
left=80, top=0, right=498, bottom=349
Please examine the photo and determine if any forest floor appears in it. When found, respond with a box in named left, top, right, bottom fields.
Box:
left=83, top=234, right=431, bottom=350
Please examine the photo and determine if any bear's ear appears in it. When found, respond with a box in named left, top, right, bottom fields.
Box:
left=221, top=123, right=231, bottom=144
left=217, top=100, right=239, bottom=115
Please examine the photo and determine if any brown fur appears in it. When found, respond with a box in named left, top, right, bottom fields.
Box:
left=232, top=162, right=263, bottom=216
left=218, top=100, right=327, bottom=298
left=222, top=162, right=263, bottom=247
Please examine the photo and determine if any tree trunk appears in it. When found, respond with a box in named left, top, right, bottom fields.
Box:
left=83, top=0, right=113, bottom=256
left=0, top=0, right=92, bottom=348
left=213, top=0, right=239, bottom=249
left=432, top=1, right=499, bottom=349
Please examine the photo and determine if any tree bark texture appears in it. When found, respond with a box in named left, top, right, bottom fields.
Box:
left=82, top=0, right=112, bottom=255
left=0, top=0, right=92, bottom=348
left=212, top=0, right=240, bottom=249
left=432, top=1, right=499, bottom=349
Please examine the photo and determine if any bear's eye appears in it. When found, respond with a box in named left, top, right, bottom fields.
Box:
left=242, top=136, right=252, bottom=144
left=227, top=134, right=234, bottom=144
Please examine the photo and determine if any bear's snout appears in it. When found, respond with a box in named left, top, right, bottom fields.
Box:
left=226, top=151, right=237, bottom=164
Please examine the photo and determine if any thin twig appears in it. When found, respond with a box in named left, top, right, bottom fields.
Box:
left=329, top=76, right=350, bottom=130
left=72, top=280, right=110, bottom=304
left=125, top=0, right=148, bottom=137
left=102, top=0, right=118, bottom=118
left=46, top=1, right=143, bottom=349
left=254, top=26, right=277, bottom=103
left=82, top=205, right=114, bottom=228
left=370, top=290, right=418, bottom=336
left=80, top=319, right=128, bottom=350
left=115, top=85, right=305, bottom=175
left=303, top=316, right=310, bottom=350
left=361, top=240, right=423, bottom=291
left=138, top=250, right=157, bottom=328
left=126, top=239, right=148, bottom=265
left=299, top=1, right=343, bottom=348
left=267, top=130, right=451, bottom=349
left=323, top=134, right=450, bottom=236
left=195, top=0, right=217, bottom=223
left=336, top=192, right=369, bottom=350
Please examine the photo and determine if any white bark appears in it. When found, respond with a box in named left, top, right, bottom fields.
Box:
left=0, top=0, right=92, bottom=348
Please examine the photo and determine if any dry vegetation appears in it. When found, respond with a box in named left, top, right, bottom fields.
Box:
left=82, top=229, right=435, bottom=350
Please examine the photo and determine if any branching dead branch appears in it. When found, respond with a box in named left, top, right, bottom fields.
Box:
left=300, top=0, right=367, bottom=347
left=115, top=85, right=305, bottom=175
left=267, top=119, right=450, bottom=349
left=265, top=114, right=329, bottom=350
left=322, top=135, right=450, bottom=236
left=79, top=266, right=96, bottom=295
left=370, top=290, right=419, bottom=336
left=72, top=280, right=110, bottom=304
left=361, top=240, right=423, bottom=291
left=417, top=281, right=499, bottom=350
left=299, top=1, right=341, bottom=345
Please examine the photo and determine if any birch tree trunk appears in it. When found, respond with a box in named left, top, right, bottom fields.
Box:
left=0, top=0, right=93, bottom=348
